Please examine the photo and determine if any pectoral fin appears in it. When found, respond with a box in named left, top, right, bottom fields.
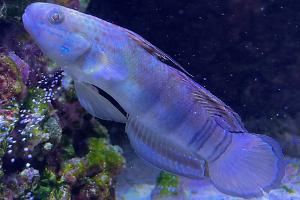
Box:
left=126, top=115, right=206, bottom=178
left=74, top=81, right=126, bottom=123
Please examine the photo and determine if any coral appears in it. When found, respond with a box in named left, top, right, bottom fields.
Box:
left=0, top=47, right=65, bottom=199
left=0, top=51, right=26, bottom=105
left=0, top=167, right=40, bottom=199
left=0, top=86, right=63, bottom=199
left=8, top=51, right=30, bottom=84
left=0, top=104, right=19, bottom=135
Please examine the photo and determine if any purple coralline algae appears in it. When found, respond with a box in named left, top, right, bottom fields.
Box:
left=0, top=51, right=26, bottom=105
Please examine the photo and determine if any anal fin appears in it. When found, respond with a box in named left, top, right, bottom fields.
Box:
left=74, top=81, right=126, bottom=123
left=126, top=115, right=206, bottom=178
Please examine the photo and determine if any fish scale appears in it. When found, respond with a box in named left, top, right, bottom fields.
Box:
left=126, top=115, right=206, bottom=178
left=132, top=67, right=233, bottom=161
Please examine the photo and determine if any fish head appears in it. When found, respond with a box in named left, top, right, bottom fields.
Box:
left=22, top=2, right=91, bottom=66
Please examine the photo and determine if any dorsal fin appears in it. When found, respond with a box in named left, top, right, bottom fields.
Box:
left=192, top=85, right=246, bottom=133
left=172, top=71, right=246, bottom=133
left=123, top=28, right=193, bottom=77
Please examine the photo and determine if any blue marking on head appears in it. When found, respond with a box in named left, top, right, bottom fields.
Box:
left=60, top=45, right=70, bottom=54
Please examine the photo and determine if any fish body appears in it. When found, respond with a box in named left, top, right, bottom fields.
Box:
left=23, top=3, right=285, bottom=198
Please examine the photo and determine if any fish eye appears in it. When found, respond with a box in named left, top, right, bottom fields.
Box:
left=48, top=9, right=64, bottom=24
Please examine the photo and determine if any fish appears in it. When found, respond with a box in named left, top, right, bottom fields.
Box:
left=22, top=2, right=285, bottom=198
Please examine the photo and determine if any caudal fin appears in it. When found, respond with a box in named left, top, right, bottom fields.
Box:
left=208, top=133, right=285, bottom=198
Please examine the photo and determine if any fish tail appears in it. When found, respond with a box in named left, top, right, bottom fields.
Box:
left=207, top=133, right=285, bottom=198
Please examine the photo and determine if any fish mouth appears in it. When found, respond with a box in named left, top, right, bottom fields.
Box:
left=22, top=13, right=30, bottom=29
left=22, top=4, right=37, bottom=35
left=22, top=13, right=42, bottom=41
left=22, top=10, right=33, bottom=33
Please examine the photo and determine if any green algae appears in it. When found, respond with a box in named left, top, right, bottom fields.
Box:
left=92, top=172, right=112, bottom=198
left=61, top=158, right=87, bottom=184
left=59, top=135, right=76, bottom=160
left=61, top=137, right=125, bottom=181
left=282, top=185, right=295, bottom=194
left=48, top=185, right=71, bottom=200
left=156, top=171, right=179, bottom=196
left=62, top=143, right=75, bottom=159
left=33, top=169, right=66, bottom=200
left=93, top=172, right=112, bottom=188
left=86, top=137, right=125, bottom=173
left=58, top=137, right=124, bottom=199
